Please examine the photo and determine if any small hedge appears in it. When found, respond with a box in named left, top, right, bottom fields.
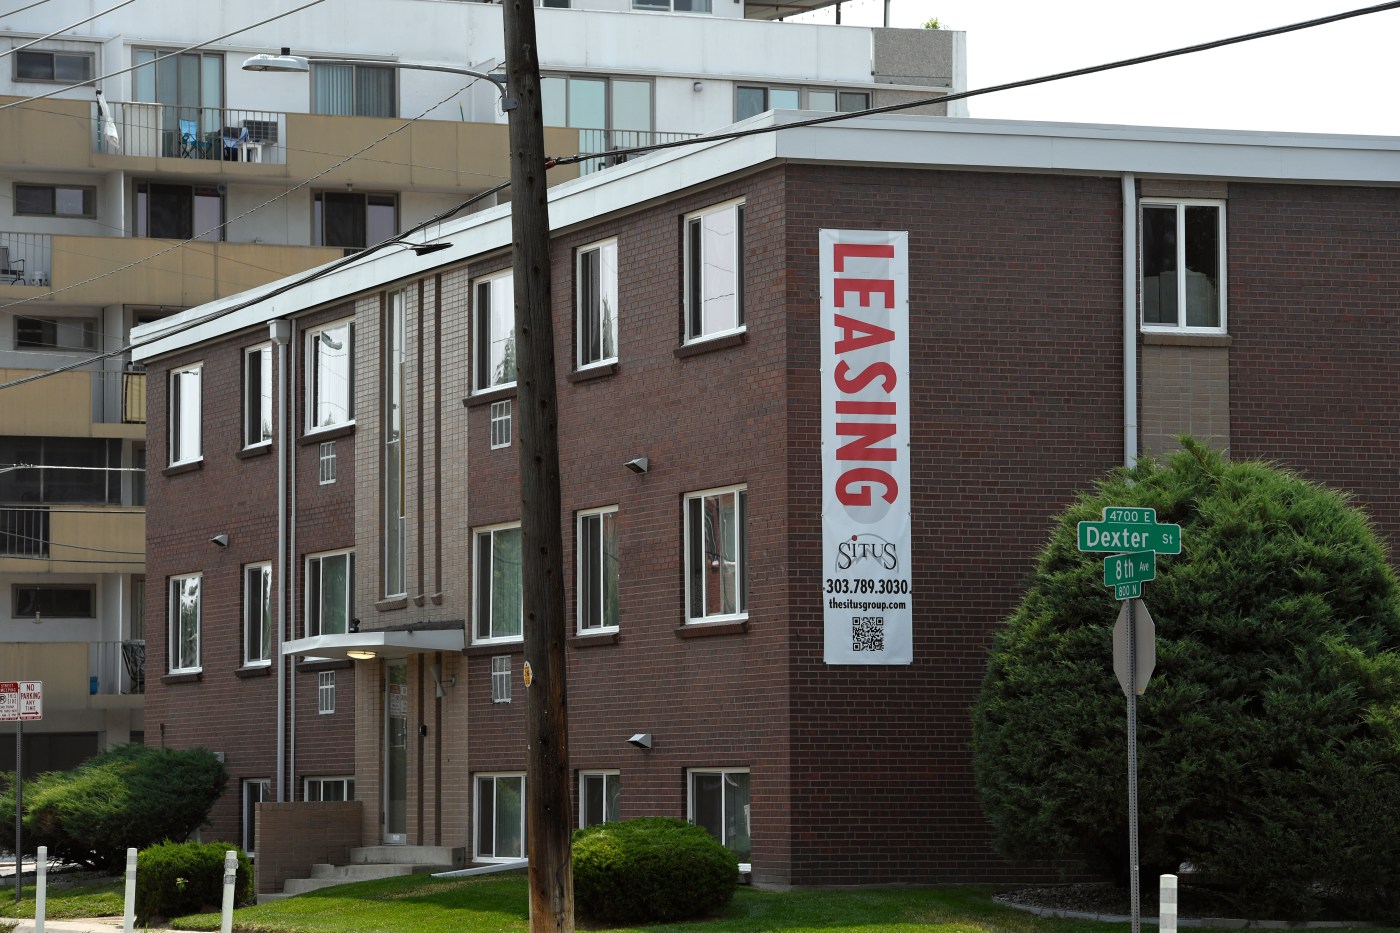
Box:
left=135, top=840, right=252, bottom=923
left=573, top=817, right=738, bottom=925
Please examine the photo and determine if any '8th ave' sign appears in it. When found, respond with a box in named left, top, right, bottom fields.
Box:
left=1078, top=508, right=1182, bottom=600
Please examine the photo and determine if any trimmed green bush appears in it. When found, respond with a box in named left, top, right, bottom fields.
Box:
left=972, top=440, right=1400, bottom=920
left=135, top=840, right=252, bottom=922
left=573, top=817, right=738, bottom=924
left=0, top=744, right=226, bottom=871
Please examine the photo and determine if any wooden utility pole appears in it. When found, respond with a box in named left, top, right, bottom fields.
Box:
left=501, top=0, right=574, bottom=929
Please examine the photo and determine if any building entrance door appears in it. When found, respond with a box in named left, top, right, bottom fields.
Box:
left=383, top=659, right=408, bottom=844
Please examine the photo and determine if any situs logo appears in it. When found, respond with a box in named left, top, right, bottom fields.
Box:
left=835, top=533, right=898, bottom=571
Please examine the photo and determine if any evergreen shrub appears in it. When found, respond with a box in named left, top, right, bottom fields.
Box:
left=135, top=840, right=251, bottom=922
left=573, top=817, right=738, bottom=924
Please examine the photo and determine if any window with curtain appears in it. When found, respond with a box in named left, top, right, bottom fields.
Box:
left=312, top=63, right=396, bottom=118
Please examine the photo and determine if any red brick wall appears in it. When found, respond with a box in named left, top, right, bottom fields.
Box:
left=253, top=801, right=363, bottom=895
left=144, top=303, right=358, bottom=846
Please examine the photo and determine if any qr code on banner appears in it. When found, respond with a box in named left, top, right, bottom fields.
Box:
left=852, top=616, right=884, bottom=652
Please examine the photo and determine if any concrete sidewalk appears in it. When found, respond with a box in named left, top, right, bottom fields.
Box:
left=8, top=918, right=178, bottom=933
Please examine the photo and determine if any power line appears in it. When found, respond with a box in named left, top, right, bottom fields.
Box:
left=0, top=0, right=56, bottom=17
left=553, top=0, right=1400, bottom=168
left=0, top=0, right=140, bottom=60
left=0, top=0, right=328, bottom=113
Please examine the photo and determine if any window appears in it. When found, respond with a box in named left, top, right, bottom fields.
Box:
left=313, top=192, right=397, bottom=250
left=135, top=183, right=223, bottom=242
left=491, top=656, right=511, bottom=703
left=474, top=272, right=515, bottom=392
left=475, top=774, right=526, bottom=861
left=15, top=49, right=93, bottom=83
left=131, top=445, right=146, bottom=507
left=684, top=201, right=744, bottom=342
left=541, top=77, right=652, bottom=132
left=13, top=184, right=96, bottom=218
left=632, top=0, right=711, bottom=12
left=580, top=772, right=620, bottom=828
left=243, top=344, right=272, bottom=448
left=384, top=290, right=406, bottom=598
left=735, top=86, right=868, bottom=122
left=16, top=316, right=98, bottom=352
left=489, top=400, right=512, bottom=450
left=132, top=48, right=223, bottom=155
left=306, top=551, right=353, bottom=637
left=308, top=320, right=354, bottom=430
left=1141, top=199, right=1226, bottom=332
left=168, top=573, right=201, bottom=674
left=169, top=364, right=202, bottom=466
left=684, top=486, right=747, bottom=623
left=304, top=776, right=354, bottom=801
left=319, top=442, right=337, bottom=484
left=311, top=63, right=395, bottom=117
left=689, top=769, right=750, bottom=868
left=318, top=671, right=335, bottom=714
left=0, top=437, right=121, bottom=504
left=577, top=507, right=619, bottom=633
left=243, top=563, right=272, bottom=666
left=242, top=779, right=270, bottom=856
left=13, top=584, right=95, bottom=619
left=474, top=524, right=522, bottom=643
left=576, top=240, right=618, bottom=368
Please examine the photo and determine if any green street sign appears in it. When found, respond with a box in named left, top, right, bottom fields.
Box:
left=1102, top=506, right=1156, bottom=525
left=1078, top=520, right=1182, bottom=555
left=1112, top=581, right=1142, bottom=600
left=1105, top=550, right=1155, bottom=588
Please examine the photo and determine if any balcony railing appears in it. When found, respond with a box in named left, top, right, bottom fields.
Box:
left=0, top=507, right=49, bottom=558
left=94, top=102, right=287, bottom=165
left=93, top=367, right=147, bottom=425
left=0, top=232, right=51, bottom=287
left=576, top=128, right=699, bottom=176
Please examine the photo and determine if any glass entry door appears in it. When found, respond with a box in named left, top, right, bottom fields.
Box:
left=383, top=659, right=408, bottom=844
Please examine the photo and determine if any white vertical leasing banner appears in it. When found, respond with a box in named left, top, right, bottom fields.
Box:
left=820, top=230, right=912, bottom=664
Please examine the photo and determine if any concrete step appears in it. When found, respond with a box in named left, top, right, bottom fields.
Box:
left=350, top=845, right=466, bottom=869
left=309, top=862, right=416, bottom=881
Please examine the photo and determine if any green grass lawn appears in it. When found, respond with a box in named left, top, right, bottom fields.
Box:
left=0, top=873, right=125, bottom=920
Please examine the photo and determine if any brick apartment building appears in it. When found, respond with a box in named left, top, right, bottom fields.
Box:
left=133, top=113, right=1400, bottom=888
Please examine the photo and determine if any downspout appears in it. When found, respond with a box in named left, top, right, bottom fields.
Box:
left=270, top=319, right=291, bottom=802
left=1122, top=174, right=1138, bottom=469
left=288, top=324, right=299, bottom=800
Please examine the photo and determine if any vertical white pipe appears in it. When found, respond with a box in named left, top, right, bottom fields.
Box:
left=220, top=850, right=237, bottom=933
left=1160, top=873, right=1178, bottom=933
left=1122, top=173, right=1139, bottom=468
left=122, top=848, right=136, bottom=933
left=34, top=845, right=45, bottom=933
left=271, top=319, right=291, bottom=802
left=288, top=324, right=299, bottom=801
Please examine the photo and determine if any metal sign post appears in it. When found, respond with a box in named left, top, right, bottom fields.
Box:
left=0, top=682, right=42, bottom=904
left=1077, top=512, right=1181, bottom=933
left=13, top=720, right=19, bottom=904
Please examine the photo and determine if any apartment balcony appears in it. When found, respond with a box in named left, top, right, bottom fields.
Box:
left=0, top=506, right=144, bottom=574
left=0, top=231, right=343, bottom=308
left=0, top=365, right=145, bottom=437
left=576, top=128, right=699, bottom=175
left=0, top=641, right=144, bottom=705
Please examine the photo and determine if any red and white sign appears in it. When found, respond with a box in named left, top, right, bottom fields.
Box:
left=0, top=681, right=43, bottom=721
left=819, top=230, right=912, bottom=665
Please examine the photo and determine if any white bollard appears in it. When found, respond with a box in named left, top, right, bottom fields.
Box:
left=34, top=845, right=45, bottom=933
left=220, top=850, right=237, bottom=933
left=1160, top=873, right=1178, bottom=933
left=122, top=847, right=136, bottom=933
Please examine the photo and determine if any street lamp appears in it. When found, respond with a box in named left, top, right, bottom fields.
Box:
left=241, top=50, right=517, bottom=111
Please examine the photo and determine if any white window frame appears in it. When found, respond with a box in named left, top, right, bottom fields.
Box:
left=1140, top=198, right=1227, bottom=334
left=243, top=343, right=272, bottom=449
left=319, top=441, right=337, bottom=485
left=475, top=772, right=527, bottom=862
left=490, top=655, right=511, bottom=703
left=317, top=671, right=335, bottom=714
left=577, top=505, right=619, bottom=634
left=576, top=238, right=619, bottom=370
left=473, top=522, right=523, bottom=644
left=168, top=573, right=202, bottom=674
left=687, top=767, right=751, bottom=871
left=303, top=776, right=355, bottom=801
left=579, top=770, right=620, bottom=828
left=242, top=778, right=270, bottom=857
left=683, top=200, right=745, bottom=344
left=243, top=562, right=272, bottom=667
left=306, top=319, right=355, bottom=432
left=168, top=363, right=203, bottom=466
left=474, top=271, right=516, bottom=393
left=683, top=485, right=748, bottom=625
left=305, top=550, right=354, bottom=637
left=384, top=289, right=406, bottom=599
left=489, top=399, right=512, bottom=450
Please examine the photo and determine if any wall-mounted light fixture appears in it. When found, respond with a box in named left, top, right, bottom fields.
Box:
left=347, top=649, right=377, bottom=661
left=692, top=81, right=703, bottom=92
left=210, top=533, right=229, bottom=548
left=628, top=732, right=653, bottom=750
left=625, top=457, right=649, bottom=475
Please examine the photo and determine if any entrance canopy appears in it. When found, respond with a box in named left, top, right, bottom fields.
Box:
left=283, top=627, right=464, bottom=661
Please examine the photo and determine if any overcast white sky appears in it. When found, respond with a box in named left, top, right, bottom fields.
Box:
left=791, top=0, right=1398, bottom=136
